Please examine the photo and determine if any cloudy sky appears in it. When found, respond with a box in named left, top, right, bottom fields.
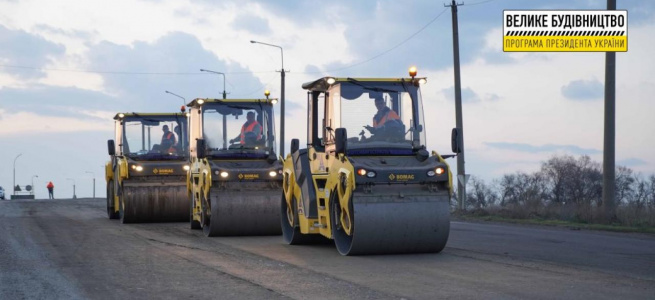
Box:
left=1, top=0, right=653, bottom=198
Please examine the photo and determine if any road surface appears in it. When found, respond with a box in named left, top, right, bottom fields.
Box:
left=1, top=198, right=653, bottom=299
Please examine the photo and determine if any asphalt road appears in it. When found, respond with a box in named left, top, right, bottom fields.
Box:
left=1, top=198, right=653, bottom=300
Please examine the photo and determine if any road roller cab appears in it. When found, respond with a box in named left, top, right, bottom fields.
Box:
left=187, top=97, right=283, bottom=236
left=105, top=112, right=190, bottom=223
left=282, top=69, right=457, bottom=255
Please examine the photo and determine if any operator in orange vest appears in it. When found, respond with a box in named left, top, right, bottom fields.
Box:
left=160, top=125, right=177, bottom=153
left=46, top=181, right=54, bottom=199
left=230, top=111, right=262, bottom=145
left=364, top=96, right=401, bottom=135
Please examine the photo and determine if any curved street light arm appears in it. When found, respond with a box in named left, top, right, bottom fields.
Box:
left=165, top=91, right=186, bottom=106
left=250, top=41, right=284, bottom=69
left=200, top=69, right=227, bottom=99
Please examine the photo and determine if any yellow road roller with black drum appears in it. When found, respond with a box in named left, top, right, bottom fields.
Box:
left=105, top=112, right=190, bottom=223
left=187, top=94, right=283, bottom=236
left=282, top=68, right=460, bottom=255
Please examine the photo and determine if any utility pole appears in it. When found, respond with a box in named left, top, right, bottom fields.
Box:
left=446, top=0, right=467, bottom=210
left=67, top=178, right=77, bottom=199
left=602, top=0, right=617, bottom=222
left=31, top=175, right=38, bottom=198
left=281, top=67, right=286, bottom=157
left=13, top=153, right=23, bottom=197
left=86, top=171, right=95, bottom=199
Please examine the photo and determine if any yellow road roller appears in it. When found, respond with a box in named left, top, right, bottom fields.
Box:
left=282, top=68, right=460, bottom=255
left=187, top=95, right=283, bottom=236
left=105, top=112, right=190, bottom=223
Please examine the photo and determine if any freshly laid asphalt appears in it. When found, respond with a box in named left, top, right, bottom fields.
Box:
left=1, top=198, right=653, bottom=299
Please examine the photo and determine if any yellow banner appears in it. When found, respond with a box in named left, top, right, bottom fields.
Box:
left=503, top=36, right=627, bottom=52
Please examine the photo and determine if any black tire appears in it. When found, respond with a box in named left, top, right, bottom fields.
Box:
left=281, top=192, right=300, bottom=244
left=332, top=188, right=355, bottom=256
left=106, top=180, right=119, bottom=219
left=190, top=192, right=201, bottom=230
left=118, top=184, right=130, bottom=224
left=281, top=192, right=329, bottom=245
left=119, top=195, right=125, bottom=223
left=201, top=192, right=214, bottom=237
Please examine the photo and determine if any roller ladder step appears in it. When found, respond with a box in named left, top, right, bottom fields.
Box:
left=313, top=222, right=327, bottom=229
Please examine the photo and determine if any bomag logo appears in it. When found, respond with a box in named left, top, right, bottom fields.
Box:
left=238, top=173, right=259, bottom=180
left=389, top=173, right=414, bottom=181
left=153, top=168, right=174, bottom=175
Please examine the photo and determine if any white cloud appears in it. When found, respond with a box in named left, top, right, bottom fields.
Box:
left=0, top=0, right=653, bottom=188
left=0, top=0, right=353, bottom=105
left=421, top=18, right=655, bottom=178
left=0, top=109, right=108, bottom=135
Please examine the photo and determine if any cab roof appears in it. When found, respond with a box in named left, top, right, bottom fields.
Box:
left=113, top=112, right=186, bottom=120
left=187, top=98, right=278, bottom=108
left=302, top=77, right=427, bottom=92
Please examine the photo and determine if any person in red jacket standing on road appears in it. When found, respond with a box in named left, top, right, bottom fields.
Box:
left=47, top=181, right=54, bottom=199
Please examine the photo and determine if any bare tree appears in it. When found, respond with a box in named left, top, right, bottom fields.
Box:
left=648, top=175, right=655, bottom=208
left=574, top=155, right=602, bottom=207
left=498, top=172, right=547, bottom=207
left=628, top=174, right=648, bottom=211
left=541, top=155, right=577, bottom=204
left=468, top=176, right=498, bottom=209
left=472, top=154, right=653, bottom=226
left=615, top=165, right=635, bottom=204
left=499, top=173, right=519, bottom=206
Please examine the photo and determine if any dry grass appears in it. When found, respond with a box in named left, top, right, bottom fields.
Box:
left=454, top=213, right=655, bottom=234
left=455, top=203, right=655, bottom=234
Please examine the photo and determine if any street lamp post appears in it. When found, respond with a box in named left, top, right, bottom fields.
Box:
left=85, top=171, right=95, bottom=199
left=13, top=153, right=23, bottom=196
left=66, top=178, right=77, bottom=199
left=31, top=175, right=38, bottom=197
left=165, top=90, right=187, bottom=108
left=250, top=40, right=286, bottom=157
left=199, top=69, right=227, bottom=99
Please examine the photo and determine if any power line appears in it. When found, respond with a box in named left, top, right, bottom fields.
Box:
left=466, top=0, right=496, bottom=6
left=0, top=3, right=494, bottom=77
left=0, top=64, right=276, bottom=75
left=304, top=0, right=497, bottom=74
left=301, top=7, right=450, bottom=74
left=239, top=74, right=280, bottom=97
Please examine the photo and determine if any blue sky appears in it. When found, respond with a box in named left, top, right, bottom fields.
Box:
left=1, top=0, right=654, bottom=198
